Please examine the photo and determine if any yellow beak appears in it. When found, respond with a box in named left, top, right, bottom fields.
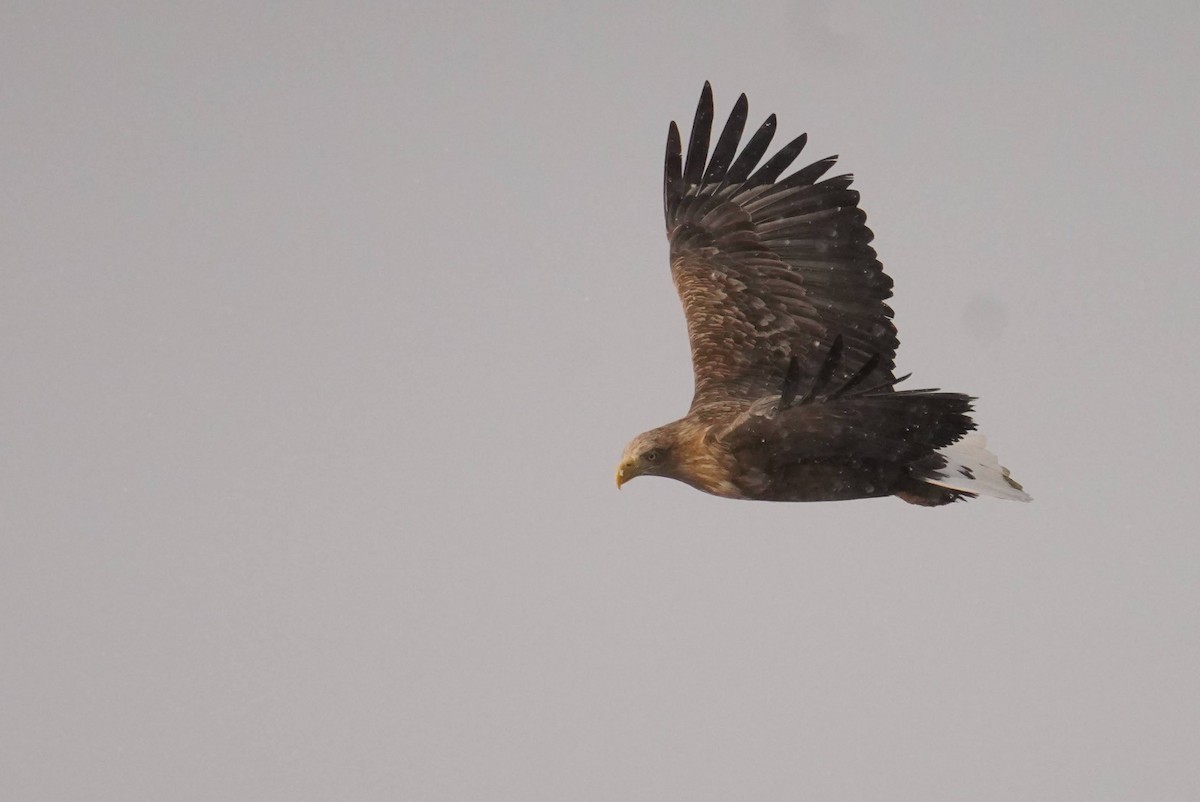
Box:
left=615, top=460, right=634, bottom=489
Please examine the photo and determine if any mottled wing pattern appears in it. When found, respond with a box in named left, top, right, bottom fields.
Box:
left=665, top=83, right=898, bottom=411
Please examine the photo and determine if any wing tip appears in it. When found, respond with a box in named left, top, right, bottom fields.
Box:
left=683, top=83, right=716, bottom=185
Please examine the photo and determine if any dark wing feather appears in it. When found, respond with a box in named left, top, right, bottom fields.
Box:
left=682, top=83, right=713, bottom=186
left=746, top=133, right=810, bottom=187
left=664, top=84, right=897, bottom=411
left=725, top=114, right=776, bottom=183
left=702, top=93, right=747, bottom=185
left=722, top=391, right=976, bottom=469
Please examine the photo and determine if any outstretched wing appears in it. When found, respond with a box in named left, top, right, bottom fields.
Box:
left=665, top=83, right=898, bottom=411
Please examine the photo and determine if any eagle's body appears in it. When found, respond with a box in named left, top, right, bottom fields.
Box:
left=616, top=85, right=1029, bottom=505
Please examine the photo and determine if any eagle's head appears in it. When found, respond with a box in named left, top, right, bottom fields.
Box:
left=616, top=429, right=677, bottom=488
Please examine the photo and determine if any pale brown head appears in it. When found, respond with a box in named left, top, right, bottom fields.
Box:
left=615, top=427, right=679, bottom=489
left=617, top=417, right=741, bottom=497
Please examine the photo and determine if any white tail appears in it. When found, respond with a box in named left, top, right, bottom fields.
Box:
left=922, top=433, right=1031, bottom=502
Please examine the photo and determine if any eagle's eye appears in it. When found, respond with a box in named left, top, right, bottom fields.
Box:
left=644, top=448, right=664, bottom=463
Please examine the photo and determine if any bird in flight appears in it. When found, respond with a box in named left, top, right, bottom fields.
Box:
left=616, top=83, right=1029, bottom=505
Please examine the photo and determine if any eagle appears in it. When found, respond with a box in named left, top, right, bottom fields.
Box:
left=616, top=84, right=1029, bottom=505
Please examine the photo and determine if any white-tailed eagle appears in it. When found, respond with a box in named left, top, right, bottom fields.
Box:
left=616, top=84, right=1029, bottom=505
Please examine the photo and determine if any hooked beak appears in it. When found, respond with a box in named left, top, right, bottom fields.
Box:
left=615, top=460, right=635, bottom=490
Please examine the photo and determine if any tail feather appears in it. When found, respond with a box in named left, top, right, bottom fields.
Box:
left=919, top=433, right=1031, bottom=502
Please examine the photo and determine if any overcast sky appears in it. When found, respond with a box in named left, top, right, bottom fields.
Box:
left=3, top=2, right=1198, bottom=800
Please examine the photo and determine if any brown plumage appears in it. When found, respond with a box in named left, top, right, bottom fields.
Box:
left=616, top=84, right=1030, bottom=505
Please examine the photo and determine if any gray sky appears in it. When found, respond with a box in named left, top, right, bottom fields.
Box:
left=3, top=2, right=1198, bottom=800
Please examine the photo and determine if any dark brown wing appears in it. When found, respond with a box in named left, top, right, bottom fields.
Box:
left=713, top=389, right=976, bottom=501
left=665, top=83, right=898, bottom=411
left=721, top=389, right=975, bottom=468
